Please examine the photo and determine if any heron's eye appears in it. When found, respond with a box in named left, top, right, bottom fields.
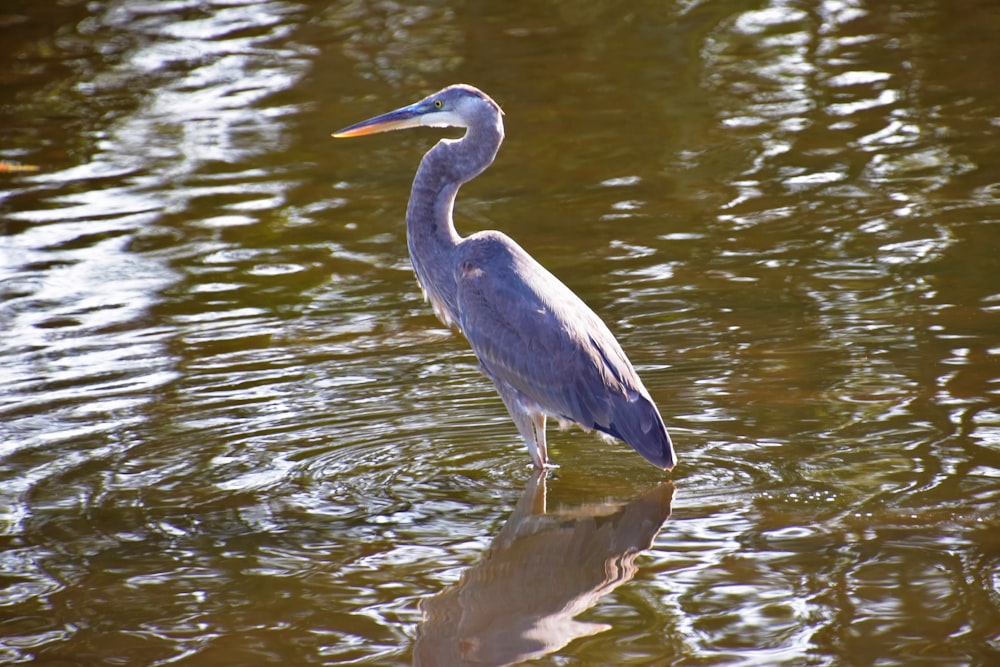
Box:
left=434, top=99, right=443, bottom=109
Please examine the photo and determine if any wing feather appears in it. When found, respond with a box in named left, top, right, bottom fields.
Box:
left=454, top=232, right=675, bottom=469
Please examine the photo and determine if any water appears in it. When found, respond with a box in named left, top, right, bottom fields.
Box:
left=2, top=0, right=999, bottom=664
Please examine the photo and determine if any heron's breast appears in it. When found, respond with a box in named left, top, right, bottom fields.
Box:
left=417, top=279, right=457, bottom=329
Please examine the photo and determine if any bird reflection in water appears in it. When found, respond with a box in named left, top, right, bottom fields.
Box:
left=413, top=473, right=674, bottom=665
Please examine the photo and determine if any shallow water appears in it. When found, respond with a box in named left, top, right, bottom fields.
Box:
left=2, top=0, right=999, bottom=665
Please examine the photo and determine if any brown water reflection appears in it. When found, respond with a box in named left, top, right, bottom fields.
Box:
left=415, top=474, right=673, bottom=665
left=2, top=0, right=1000, bottom=665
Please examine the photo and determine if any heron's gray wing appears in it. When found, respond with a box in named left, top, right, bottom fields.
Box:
left=455, top=234, right=674, bottom=468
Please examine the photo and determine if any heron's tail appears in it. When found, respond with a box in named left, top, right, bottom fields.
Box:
left=599, top=391, right=676, bottom=470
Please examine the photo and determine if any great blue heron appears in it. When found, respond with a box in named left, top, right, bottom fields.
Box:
left=333, top=84, right=675, bottom=471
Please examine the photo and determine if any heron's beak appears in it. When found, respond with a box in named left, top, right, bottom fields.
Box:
left=332, top=102, right=428, bottom=138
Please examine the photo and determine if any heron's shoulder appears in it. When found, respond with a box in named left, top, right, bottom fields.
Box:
left=457, top=231, right=583, bottom=306
left=459, top=230, right=532, bottom=263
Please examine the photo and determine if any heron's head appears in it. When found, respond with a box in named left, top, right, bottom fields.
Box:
left=333, top=84, right=503, bottom=138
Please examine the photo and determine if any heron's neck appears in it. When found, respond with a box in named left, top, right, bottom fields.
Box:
left=406, top=119, right=503, bottom=326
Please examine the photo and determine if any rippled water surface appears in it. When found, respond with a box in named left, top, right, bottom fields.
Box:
left=2, top=1, right=1000, bottom=665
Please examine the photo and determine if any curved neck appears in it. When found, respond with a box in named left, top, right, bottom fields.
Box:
left=406, top=118, right=504, bottom=326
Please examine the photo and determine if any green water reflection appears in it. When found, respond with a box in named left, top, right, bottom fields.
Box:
left=1, top=0, right=999, bottom=665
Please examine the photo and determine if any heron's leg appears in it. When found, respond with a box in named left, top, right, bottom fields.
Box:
left=515, top=408, right=547, bottom=469
left=494, top=383, right=548, bottom=468
left=528, top=411, right=548, bottom=468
